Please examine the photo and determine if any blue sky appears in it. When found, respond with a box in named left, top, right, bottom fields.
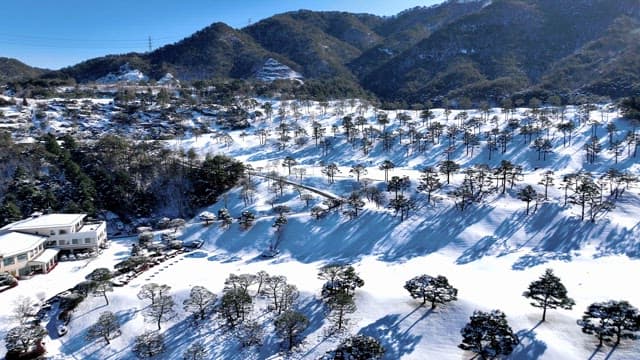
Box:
left=0, top=0, right=442, bottom=70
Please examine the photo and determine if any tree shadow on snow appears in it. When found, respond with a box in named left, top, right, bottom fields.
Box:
left=184, top=250, right=208, bottom=258
left=114, top=307, right=139, bottom=326
left=278, top=211, right=396, bottom=264
left=378, top=204, right=493, bottom=262
left=595, top=222, right=640, bottom=259
left=512, top=215, right=608, bottom=270
left=299, top=296, right=333, bottom=357
left=357, top=310, right=426, bottom=359
left=510, top=324, right=547, bottom=360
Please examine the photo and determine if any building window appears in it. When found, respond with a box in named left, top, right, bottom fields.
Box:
left=50, top=230, right=55, bottom=235
left=3, top=257, right=15, bottom=266
left=72, top=239, right=80, bottom=245
left=59, top=230, right=67, bottom=235
left=58, top=240, right=67, bottom=246
left=84, top=238, right=92, bottom=244
left=17, top=254, right=28, bottom=262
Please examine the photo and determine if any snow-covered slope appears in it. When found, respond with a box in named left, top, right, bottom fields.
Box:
left=1, top=100, right=639, bottom=359
left=255, top=58, right=303, bottom=82
left=156, top=73, right=179, bottom=86
left=96, top=63, right=149, bottom=84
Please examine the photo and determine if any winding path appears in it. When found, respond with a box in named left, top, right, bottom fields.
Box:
left=248, top=171, right=346, bottom=203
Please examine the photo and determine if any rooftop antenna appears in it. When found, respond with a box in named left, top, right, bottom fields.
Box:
left=148, top=36, right=152, bottom=52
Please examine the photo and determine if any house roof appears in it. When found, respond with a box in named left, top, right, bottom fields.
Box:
left=28, top=248, right=60, bottom=264
left=0, top=231, right=47, bottom=258
left=5, top=214, right=86, bottom=231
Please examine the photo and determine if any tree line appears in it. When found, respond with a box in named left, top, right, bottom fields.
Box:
left=6, top=265, right=639, bottom=359
left=0, top=133, right=244, bottom=226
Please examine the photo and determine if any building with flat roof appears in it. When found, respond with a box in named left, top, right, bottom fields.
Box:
left=0, top=231, right=53, bottom=277
left=4, top=213, right=107, bottom=251
left=0, top=213, right=107, bottom=277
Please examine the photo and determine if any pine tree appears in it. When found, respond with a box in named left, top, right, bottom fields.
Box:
left=570, top=173, right=600, bottom=221
left=517, top=185, right=538, bottom=215
left=4, top=325, right=47, bottom=354
left=349, top=164, right=367, bottom=182
left=217, top=208, right=233, bottom=228
left=459, top=310, right=519, bottom=359
left=379, top=160, right=395, bottom=182
left=327, top=292, right=357, bottom=332
left=224, top=273, right=257, bottom=294
left=282, top=156, right=297, bottom=176
left=183, top=286, right=217, bottom=321
left=578, top=300, right=640, bottom=346
left=274, top=310, right=309, bottom=351
left=137, top=283, right=171, bottom=307
left=321, top=163, right=341, bottom=184
left=318, top=264, right=364, bottom=299
left=236, top=320, right=264, bottom=348
left=144, top=295, right=176, bottom=330
left=523, top=269, right=574, bottom=321
left=238, top=210, right=256, bottom=230
left=404, top=274, right=458, bottom=309
left=346, top=191, right=365, bottom=217
left=418, top=167, right=442, bottom=205
left=183, top=341, right=207, bottom=360
left=86, top=311, right=120, bottom=345
left=219, top=287, right=252, bottom=327
left=538, top=170, right=554, bottom=200
left=328, top=335, right=385, bottom=360
left=388, top=194, right=415, bottom=221
left=386, top=176, right=410, bottom=199
left=262, top=275, right=287, bottom=313
left=0, top=200, right=21, bottom=227
left=86, top=268, right=114, bottom=305
left=532, top=137, right=553, bottom=161
left=438, top=160, right=459, bottom=184
left=132, top=331, right=164, bottom=359
left=11, top=296, right=36, bottom=325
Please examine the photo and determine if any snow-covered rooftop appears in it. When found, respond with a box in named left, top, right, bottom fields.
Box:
left=28, top=248, right=59, bottom=265
left=6, top=214, right=86, bottom=231
left=0, top=231, right=47, bottom=257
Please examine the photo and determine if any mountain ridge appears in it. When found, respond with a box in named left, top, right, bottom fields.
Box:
left=2, top=0, right=639, bottom=102
left=0, top=57, right=49, bottom=82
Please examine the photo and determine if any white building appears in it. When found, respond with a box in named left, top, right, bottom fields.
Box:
left=0, top=231, right=56, bottom=277
left=0, top=213, right=107, bottom=277
left=5, top=214, right=107, bottom=250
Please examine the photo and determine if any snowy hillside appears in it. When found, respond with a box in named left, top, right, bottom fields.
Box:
left=255, top=58, right=303, bottom=82
left=96, top=64, right=149, bottom=84
left=1, top=100, right=639, bottom=359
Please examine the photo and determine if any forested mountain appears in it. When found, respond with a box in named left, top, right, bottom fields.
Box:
left=244, top=11, right=381, bottom=80
left=348, top=0, right=488, bottom=78
left=6, top=0, right=640, bottom=102
left=0, top=57, right=48, bottom=83
left=364, top=0, right=640, bottom=103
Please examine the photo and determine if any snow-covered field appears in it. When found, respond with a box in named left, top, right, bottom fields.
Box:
left=1, top=100, right=639, bottom=359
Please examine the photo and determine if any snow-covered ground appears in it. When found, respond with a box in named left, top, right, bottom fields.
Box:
left=1, top=100, right=639, bottom=359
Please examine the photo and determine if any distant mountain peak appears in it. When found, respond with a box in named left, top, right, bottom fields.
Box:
left=25, top=0, right=640, bottom=101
